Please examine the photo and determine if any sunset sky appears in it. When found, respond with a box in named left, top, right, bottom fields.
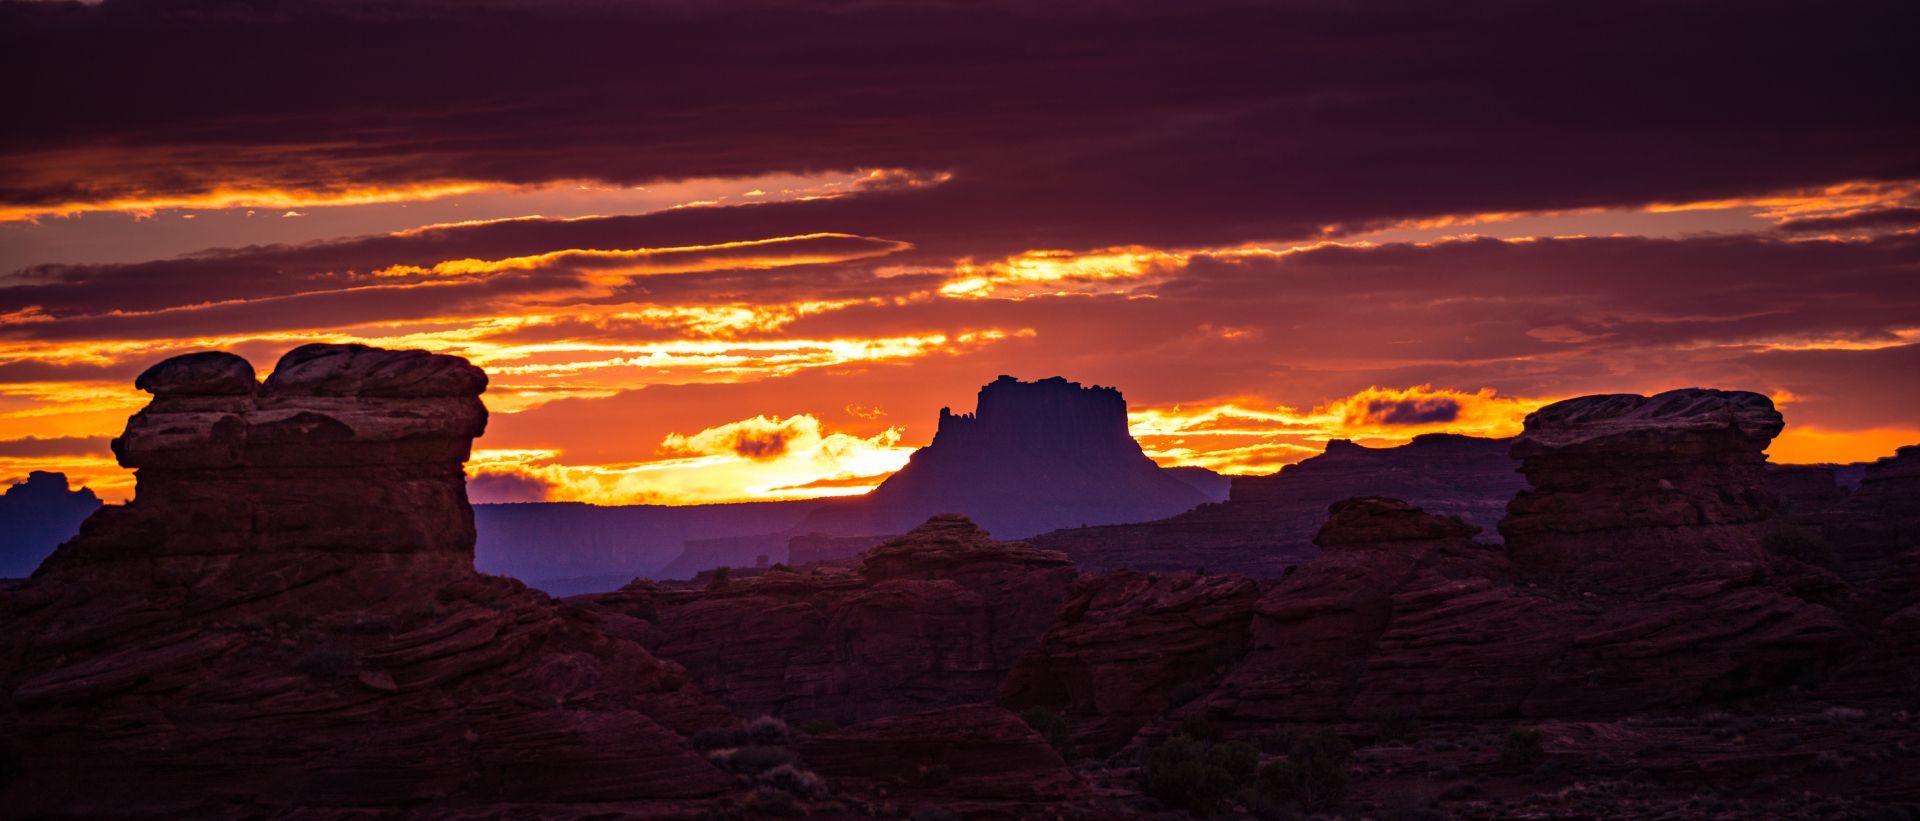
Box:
left=3, top=0, right=1917, bottom=505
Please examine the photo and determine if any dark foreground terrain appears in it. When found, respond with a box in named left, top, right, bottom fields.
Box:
left=1, top=345, right=1915, bottom=819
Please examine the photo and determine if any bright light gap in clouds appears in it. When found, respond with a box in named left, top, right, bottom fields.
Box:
left=4, top=176, right=1917, bottom=505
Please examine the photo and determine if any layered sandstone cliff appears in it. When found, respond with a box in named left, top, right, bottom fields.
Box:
left=1501, top=388, right=1786, bottom=590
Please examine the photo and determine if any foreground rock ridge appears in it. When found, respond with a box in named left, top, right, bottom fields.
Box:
left=0, top=345, right=736, bottom=817
left=588, top=515, right=1078, bottom=723
left=5, top=366, right=1917, bottom=819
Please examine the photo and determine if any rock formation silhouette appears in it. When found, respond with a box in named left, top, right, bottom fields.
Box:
left=0, top=345, right=735, bottom=817
left=794, top=375, right=1210, bottom=539
left=0, top=471, right=100, bottom=579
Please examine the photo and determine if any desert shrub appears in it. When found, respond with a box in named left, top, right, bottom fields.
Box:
left=706, top=566, right=732, bottom=591
left=759, top=763, right=828, bottom=798
left=1143, top=734, right=1238, bottom=814
left=713, top=744, right=796, bottom=774
left=1142, top=730, right=1263, bottom=814
left=1763, top=527, right=1836, bottom=567
left=295, top=649, right=353, bottom=680
left=1373, top=702, right=1424, bottom=742
left=689, top=726, right=750, bottom=750
left=1179, top=715, right=1223, bottom=742
left=919, top=763, right=953, bottom=787
left=747, top=714, right=793, bottom=745
left=1019, top=707, right=1078, bottom=761
left=1808, top=750, right=1845, bottom=772
left=1499, top=726, right=1544, bottom=771
left=1380, top=781, right=1443, bottom=821
left=747, top=785, right=800, bottom=816
left=1255, top=730, right=1353, bottom=811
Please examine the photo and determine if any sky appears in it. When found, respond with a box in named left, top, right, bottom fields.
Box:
left=2, top=0, right=1917, bottom=505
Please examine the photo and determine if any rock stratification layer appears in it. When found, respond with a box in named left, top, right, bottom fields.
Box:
left=50, top=344, right=487, bottom=567
left=1501, top=388, right=1786, bottom=590
left=0, top=345, right=733, bottom=818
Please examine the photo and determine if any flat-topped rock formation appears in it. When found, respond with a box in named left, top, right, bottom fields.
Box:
left=47, top=345, right=487, bottom=568
left=0, top=345, right=735, bottom=817
left=792, top=376, right=1209, bottom=539
left=583, top=515, right=1077, bottom=723
left=1501, top=388, right=1786, bottom=590
left=1031, top=432, right=1525, bottom=577
left=0, top=471, right=101, bottom=578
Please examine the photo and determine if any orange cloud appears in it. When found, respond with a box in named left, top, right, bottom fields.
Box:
left=1769, top=426, right=1920, bottom=465
left=464, top=415, right=912, bottom=505
left=1129, top=385, right=1548, bottom=474
left=0, top=181, right=499, bottom=222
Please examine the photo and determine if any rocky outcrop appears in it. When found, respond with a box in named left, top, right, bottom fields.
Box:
left=1032, top=432, right=1524, bottom=577
left=1193, top=486, right=1848, bottom=730
left=794, top=376, right=1209, bottom=539
left=47, top=345, right=488, bottom=567
left=0, top=345, right=735, bottom=818
left=587, top=515, right=1077, bottom=724
left=0, top=472, right=101, bottom=578
left=798, top=704, right=1092, bottom=818
left=998, top=570, right=1261, bottom=756
left=1501, top=388, right=1786, bottom=591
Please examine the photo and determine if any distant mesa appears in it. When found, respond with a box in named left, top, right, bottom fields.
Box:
left=0, top=471, right=102, bottom=578
left=474, top=375, right=1216, bottom=589
left=794, top=375, right=1211, bottom=539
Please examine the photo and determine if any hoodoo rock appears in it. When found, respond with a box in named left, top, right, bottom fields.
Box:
left=0, top=345, right=735, bottom=817
left=586, top=515, right=1078, bottom=723
left=51, top=344, right=488, bottom=566
left=1501, top=388, right=1786, bottom=590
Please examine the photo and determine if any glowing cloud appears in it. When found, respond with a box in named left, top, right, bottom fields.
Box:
left=466, top=414, right=913, bottom=505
